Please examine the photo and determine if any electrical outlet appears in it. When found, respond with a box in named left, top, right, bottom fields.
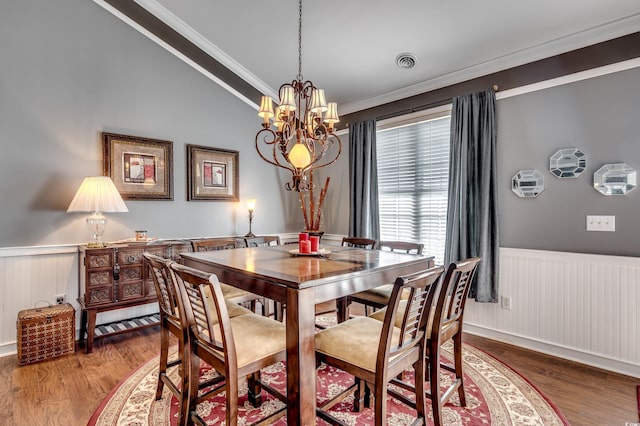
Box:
left=55, top=294, right=65, bottom=305
left=500, top=295, right=512, bottom=310
left=586, top=215, right=615, bottom=232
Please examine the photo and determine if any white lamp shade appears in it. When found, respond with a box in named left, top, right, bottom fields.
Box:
left=324, top=102, right=339, bottom=124
left=279, top=86, right=297, bottom=113
left=258, top=96, right=274, bottom=119
left=67, top=176, right=129, bottom=213
left=310, top=88, right=328, bottom=114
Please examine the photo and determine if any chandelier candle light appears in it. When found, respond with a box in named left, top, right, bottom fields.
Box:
left=255, top=0, right=342, bottom=192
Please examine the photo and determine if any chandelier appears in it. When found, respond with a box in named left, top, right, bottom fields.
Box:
left=255, top=0, right=342, bottom=192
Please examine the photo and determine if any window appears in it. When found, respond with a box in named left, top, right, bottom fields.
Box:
left=377, top=112, right=450, bottom=265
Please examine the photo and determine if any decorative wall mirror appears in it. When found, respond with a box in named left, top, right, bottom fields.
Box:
left=593, top=163, right=637, bottom=195
left=549, top=148, right=586, bottom=178
left=512, top=169, right=544, bottom=198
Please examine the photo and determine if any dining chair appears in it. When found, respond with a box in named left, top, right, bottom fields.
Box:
left=341, top=236, right=377, bottom=249
left=244, top=235, right=281, bottom=247
left=424, top=256, right=480, bottom=426
left=143, top=252, right=251, bottom=426
left=191, top=238, right=237, bottom=251
left=315, top=265, right=445, bottom=426
left=333, top=236, right=379, bottom=323
left=347, top=240, right=425, bottom=317
left=369, top=256, right=481, bottom=426
left=191, top=238, right=267, bottom=315
left=168, top=262, right=287, bottom=426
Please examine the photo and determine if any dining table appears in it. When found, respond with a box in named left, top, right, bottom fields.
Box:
left=181, top=243, right=434, bottom=425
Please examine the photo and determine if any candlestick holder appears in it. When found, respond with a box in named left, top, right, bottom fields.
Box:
left=245, top=199, right=256, bottom=238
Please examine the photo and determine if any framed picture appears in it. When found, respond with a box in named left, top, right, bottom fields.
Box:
left=187, top=144, right=239, bottom=201
left=103, top=132, right=173, bottom=200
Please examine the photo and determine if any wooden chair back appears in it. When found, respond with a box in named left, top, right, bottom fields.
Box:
left=341, top=237, right=377, bottom=249
left=245, top=235, right=281, bottom=247
left=426, top=256, right=481, bottom=426
left=143, top=252, right=178, bottom=323
left=379, top=266, right=445, bottom=365
left=379, top=240, right=424, bottom=255
left=435, top=257, right=481, bottom=334
left=169, top=263, right=234, bottom=375
left=192, top=238, right=239, bottom=252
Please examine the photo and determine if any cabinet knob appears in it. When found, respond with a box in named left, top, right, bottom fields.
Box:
left=127, top=255, right=136, bottom=263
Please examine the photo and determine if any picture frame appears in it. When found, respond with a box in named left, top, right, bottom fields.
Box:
left=187, top=144, right=239, bottom=201
left=103, top=132, right=173, bottom=200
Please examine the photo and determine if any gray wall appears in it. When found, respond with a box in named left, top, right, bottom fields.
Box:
left=0, top=0, right=311, bottom=247
left=498, top=67, right=640, bottom=256
left=2, top=1, right=637, bottom=255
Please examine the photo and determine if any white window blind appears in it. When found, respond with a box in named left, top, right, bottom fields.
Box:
left=377, top=115, right=450, bottom=265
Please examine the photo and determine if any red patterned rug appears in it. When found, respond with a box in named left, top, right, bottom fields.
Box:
left=88, top=339, right=568, bottom=425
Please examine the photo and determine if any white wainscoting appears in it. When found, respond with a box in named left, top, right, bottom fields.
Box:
left=465, top=247, right=640, bottom=379
left=2, top=243, right=638, bottom=379
left=0, top=244, right=157, bottom=357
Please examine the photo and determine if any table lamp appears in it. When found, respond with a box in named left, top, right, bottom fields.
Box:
left=67, top=176, right=129, bottom=247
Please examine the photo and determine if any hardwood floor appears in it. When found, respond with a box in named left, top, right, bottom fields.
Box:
left=0, top=324, right=637, bottom=425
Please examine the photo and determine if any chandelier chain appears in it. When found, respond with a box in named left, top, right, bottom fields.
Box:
left=297, top=0, right=303, bottom=81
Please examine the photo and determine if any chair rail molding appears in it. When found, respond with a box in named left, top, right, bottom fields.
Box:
left=2, top=242, right=638, bottom=379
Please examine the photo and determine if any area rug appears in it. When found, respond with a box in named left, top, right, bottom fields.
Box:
left=88, top=338, right=568, bottom=425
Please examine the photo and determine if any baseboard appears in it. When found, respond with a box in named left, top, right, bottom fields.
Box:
left=465, top=323, right=640, bottom=379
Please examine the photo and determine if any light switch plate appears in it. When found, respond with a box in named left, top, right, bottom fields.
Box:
left=586, top=215, right=615, bottom=232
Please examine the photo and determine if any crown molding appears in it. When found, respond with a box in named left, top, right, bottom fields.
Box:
left=340, top=13, right=640, bottom=115
left=132, top=0, right=278, bottom=102
left=94, top=1, right=640, bottom=114
left=92, top=0, right=262, bottom=110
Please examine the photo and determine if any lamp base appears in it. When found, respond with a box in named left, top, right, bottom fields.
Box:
left=86, top=211, right=107, bottom=248
left=244, top=232, right=256, bottom=238
left=87, top=242, right=107, bottom=248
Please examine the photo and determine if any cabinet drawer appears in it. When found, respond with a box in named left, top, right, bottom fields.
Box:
left=120, top=265, right=143, bottom=283
left=118, top=248, right=144, bottom=266
left=86, top=285, right=114, bottom=305
left=87, top=270, right=113, bottom=287
left=119, top=280, right=144, bottom=301
left=85, top=250, right=113, bottom=269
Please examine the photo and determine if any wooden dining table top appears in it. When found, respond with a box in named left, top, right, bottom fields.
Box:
left=181, top=244, right=434, bottom=299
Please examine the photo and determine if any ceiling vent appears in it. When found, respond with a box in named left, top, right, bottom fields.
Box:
left=395, top=52, right=418, bottom=69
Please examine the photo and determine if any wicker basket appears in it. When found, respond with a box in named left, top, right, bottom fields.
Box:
left=16, top=303, right=75, bottom=366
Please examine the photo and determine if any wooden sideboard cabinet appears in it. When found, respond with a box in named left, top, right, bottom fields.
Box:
left=78, top=243, right=169, bottom=353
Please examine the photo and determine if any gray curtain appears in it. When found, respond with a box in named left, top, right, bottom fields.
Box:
left=348, top=119, right=380, bottom=240
left=444, top=89, right=499, bottom=302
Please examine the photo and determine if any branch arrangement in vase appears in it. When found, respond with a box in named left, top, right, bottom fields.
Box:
left=299, top=173, right=329, bottom=232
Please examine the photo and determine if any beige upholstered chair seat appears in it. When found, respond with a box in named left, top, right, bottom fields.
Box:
left=223, top=313, right=286, bottom=368
left=220, top=282, right=254, bottom=300
left=315, top=316, right=401, bottom=372
left=225, top=300, right=252, bottom=318
left=351, top=284, right=410, bottom=307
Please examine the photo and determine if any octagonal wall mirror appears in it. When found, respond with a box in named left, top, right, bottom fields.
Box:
left=550, top=148, right=586, bottom=178
left=512, top=169, right=544, bottom=198
left=593, top=163, right=637, bottom=195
